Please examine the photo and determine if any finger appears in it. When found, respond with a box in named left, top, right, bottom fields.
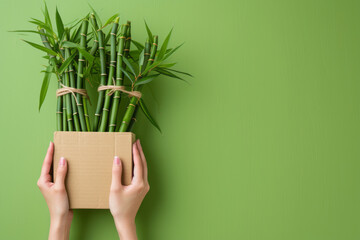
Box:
left=132, top=141, right=144, bottom=183
left=111, top=156, right=123, bottom=189
left=40, top=142, right=54, bottom=178
left=136, top=139, right=148, bottom=182
left=55, top=157, right=68, bottom=187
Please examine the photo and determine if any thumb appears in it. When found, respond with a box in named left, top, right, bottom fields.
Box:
left=55, top=157, right=68, bottom=187
left=111, top=156, right=123, bottom=190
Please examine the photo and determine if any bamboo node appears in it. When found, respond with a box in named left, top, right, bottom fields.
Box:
left=109, top=124, right=116, bottom=127
left=111, top=32, right=116, bottom=36
left=99, top=47, right=105, bottom=49
left=120, top=36, right=126, bottom=39
left=129, top=103, right=136, bottom=107
left=81, top=33, right=87, bottom=37
left=95, top=113, right=101, bottom=116
left=97, top=85, right=142, bottom=98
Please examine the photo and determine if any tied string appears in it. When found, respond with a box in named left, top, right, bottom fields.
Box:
left=97, top=85, right=142, bottom=99
left=56, top=83, right=90, bottom=105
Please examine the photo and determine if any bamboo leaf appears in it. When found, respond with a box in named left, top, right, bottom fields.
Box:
left=62, top=41, right=94, bottom=62
left=141, top=60, right=162, bottom=76
left=155, top=67, right=189, bottom=83
left=157, top=28, right=173, bottom=60
left=104, top=28, right=112, bottom=45
left=29, top=19, right=55, bottom=37
left=23, top=40, right=58, bottom=56
left=88, top=3, right=102, bottom=26
left=122, top=57, right=136, bottom=76
left=55, top=7, right=65, bottom=39
left=100, top=14, right=119, bottom=30
left=121, top=68, right=134, bottom=83
left=138, top=49, right=145, bottom=69
left=9, top=30, right=54, bottom=39
left=139, top=99, right=161, bottom=133
left=167, top=68, right=193, bottom=77
left=135, top=74, right=160, bottom=86
left=70, top=23, right=83, bottom=42
left=158, top=63, right=177, bottom=68
left=39, top=65, right=53, bottom=111
left=163, top=42, right=184, bottom=60
left=131, top=40, right=144, bottom=51
left=58, top=52, right=77, bottom=74
left=144, top=20, right=153, bottom=44
left=43, top=1, right=53, bottom=29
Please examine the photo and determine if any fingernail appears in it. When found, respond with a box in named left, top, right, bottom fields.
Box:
left=114, top=156, right=120, bottom=165
left=60, top=157, right=65, bottom=166
left=49, top=141, right=52, bottom=147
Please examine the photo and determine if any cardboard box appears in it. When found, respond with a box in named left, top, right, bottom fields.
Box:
left=53, top=131, right=135, bottom=209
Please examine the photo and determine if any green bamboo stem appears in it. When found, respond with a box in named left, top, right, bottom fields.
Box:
left=64, top=40, right=81, bottom=131
left=127, top=35, right=157, bottom=132
left=63, top=47, right=75, bottom=131
left=38, top=27, right=63, bottom=131
left=127, top=105, right=139, bottom=131
left=98, top=17, right=120, bottom=132
left=62, top=94, right=68, bottom=131
left=92, top=14, right=107, bottom=131
left=119, top=38, right=154, bottom=132
left=57, top=94, right=63, bottom=131
left=76, top=18, right=89, bottom=131
left=108, top=22, right=130, bottom=132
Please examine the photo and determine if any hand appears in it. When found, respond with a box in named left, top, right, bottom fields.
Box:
left=37, top=142, right=72, bottom=240
left=110, top=139, right=150, bottom=240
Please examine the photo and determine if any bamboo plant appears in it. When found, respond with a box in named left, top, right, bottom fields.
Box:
left=14, top=3, right=192, bottom=133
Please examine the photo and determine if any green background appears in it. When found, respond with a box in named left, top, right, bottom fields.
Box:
left=1, top=0, right=360, bottom=239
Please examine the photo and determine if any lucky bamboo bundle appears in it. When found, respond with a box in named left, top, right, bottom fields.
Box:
left=14, top=3, right=192, bottom=133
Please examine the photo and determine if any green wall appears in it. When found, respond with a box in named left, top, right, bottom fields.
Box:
left=1, top=0, right=360, bottom=239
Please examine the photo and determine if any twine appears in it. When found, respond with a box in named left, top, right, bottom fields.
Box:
left=56, top=83, right=90, bottom=105
left=97, top=85, right=142, bottom=99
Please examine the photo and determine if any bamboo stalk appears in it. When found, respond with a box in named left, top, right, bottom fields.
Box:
left=108, top=22, right=130, bottom=132
left=38, top=27, right=63, bottom=131
left=98, top=17, right=120, bottom=132
left=119, top=37, right=154, bottom=132
left=92, top=14, right=107, bottom=131
left=62, top=94, right=68, bottom=131
left=63, top=48, right=75, bottom=131
left=64, top=36, right=81, bottom=131
left=76, top=18, right=89, bottom=131
left=127, top=105, right=138, bottom=131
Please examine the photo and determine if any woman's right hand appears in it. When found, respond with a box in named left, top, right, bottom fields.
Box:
left=109, top=139, right=150, bottom=240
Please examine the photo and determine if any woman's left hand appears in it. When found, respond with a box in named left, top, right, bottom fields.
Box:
left=37, top=142, right=72, bottom=240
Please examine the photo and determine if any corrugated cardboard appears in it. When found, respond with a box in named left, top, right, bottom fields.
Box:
left=53, top=131, right=135, bottom=209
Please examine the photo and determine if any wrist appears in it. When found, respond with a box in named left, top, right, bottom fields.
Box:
left=114, top=217, right=137, bottom=240
left=49, top=217, right=68, bottom=240
left=49, top=213, right=72, bottom=237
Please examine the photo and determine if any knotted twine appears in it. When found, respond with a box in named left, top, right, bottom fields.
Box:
left=97, top=85, right=142, bottom=99
left=56, top=83, right=90, bottom=105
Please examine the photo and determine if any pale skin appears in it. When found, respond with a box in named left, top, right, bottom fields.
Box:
left=37, top=139, right=149, bottom=240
